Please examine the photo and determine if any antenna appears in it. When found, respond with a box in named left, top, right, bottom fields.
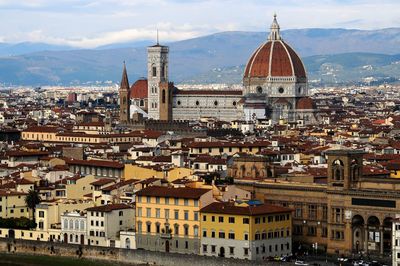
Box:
left=157, top=29, right=159, bottom=45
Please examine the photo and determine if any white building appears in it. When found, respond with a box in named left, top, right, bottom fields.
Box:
left=61, top=210, right=87, bottom=245
left=86, top=203, right=135, bottom=247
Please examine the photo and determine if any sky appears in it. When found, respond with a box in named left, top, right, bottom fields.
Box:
left=0, top=0, right=399, bottom=48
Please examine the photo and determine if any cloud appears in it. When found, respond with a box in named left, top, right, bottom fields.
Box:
left=0, top=0, right=399, bottom=47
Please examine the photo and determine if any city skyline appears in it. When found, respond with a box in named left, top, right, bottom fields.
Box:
left=0, top=0, right=399, bottom=48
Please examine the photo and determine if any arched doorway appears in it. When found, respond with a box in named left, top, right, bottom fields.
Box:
left=219, top=246, right=225, bottom=257
left=165, top=240, right=169, bottom=253
left=383, top=217, right=392, bottom=253
left=125, top=238, right=130, bottom=249
left=367, top=216, right=380, bottom=253
left=352, top=215, right=364, bottom=253
left=63, top=233, right=68, bottom=243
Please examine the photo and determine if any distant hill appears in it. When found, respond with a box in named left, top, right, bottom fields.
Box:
left=0, top=28, right=400, bottom=85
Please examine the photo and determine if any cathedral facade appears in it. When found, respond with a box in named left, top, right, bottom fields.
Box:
left=119, top=15, right=315, bottom=125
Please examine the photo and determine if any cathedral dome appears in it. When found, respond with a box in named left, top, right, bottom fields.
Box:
left=130, top=78, right=148, bottom=99
left=243, top=15, right=306, bottom=79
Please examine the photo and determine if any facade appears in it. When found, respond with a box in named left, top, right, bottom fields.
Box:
left=119, top=15, right=315, bottom=124
left=135, top=186, right=213, bottom=254
left=200, top=201, right=292, bottom=260
left=0, top=190, right=30, bottom=219
left=61, top=211, right=87, bottom=245
left=236, top=149, right=400, bottom=256
left=86, top=204, right=135, bottom=247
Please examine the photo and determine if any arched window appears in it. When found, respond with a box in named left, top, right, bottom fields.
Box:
left=139, top=99, right=144, bottom=106
left=75, top=220, right=79, bottom=230
left=161, top=63, right=165, bottom=78
left=193, top=225, right=199, bottom=237
left=162, top=89, right=166, bottom=104
left=152, top=65, right=157, bottom=77
left=69, top=220, right=73, bottom=230
left=80, top=220, right=85, bottom=231
left=332, top=159, right=344, bottom=181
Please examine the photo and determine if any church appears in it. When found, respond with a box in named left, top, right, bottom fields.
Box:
left=119, top=15, right=316, bottom=125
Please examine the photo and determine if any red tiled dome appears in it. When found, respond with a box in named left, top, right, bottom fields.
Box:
left=243, top=15, right=306, bottom=79
left=130, top=78, right=148, bottom=99
left=296, top=97, right=315, bottom=110
left=244, top=40, right=306, bottom=79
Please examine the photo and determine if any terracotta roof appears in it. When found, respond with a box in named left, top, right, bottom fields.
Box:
left=244, top=40, right=306, bottom=78
left=65, top=159, right=124, bottom=169
left=296, top=97, right=315, bottom=110
left=101, top=179, right=139, bottom=192
left=136, top=186, right=211, bottom=199
left=130, top=78, right=148, bottom=99
left=23, top=126, right=61, bottom=133
left=201, top=201, right=291, bottom=216
left=90, top=178, right=115, bottom=186
left=86, top=203, right=132, bottom=212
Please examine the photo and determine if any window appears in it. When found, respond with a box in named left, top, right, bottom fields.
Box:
left=184, top=211, right=189, bottom=220
left=243, top=218, right=249, bottom=224
left=184, top=225, right=189, bottom=236
left=165, top=209, right=170, bottom=219
left=244, top=233, right=248, bottom=240
left=174, top=224, right=179, bottom=235
left=278, top=87, right=284, bottom=94
left=211, top=245, right=216, bottom=253
left=255, top=232, right=261, bottom=240
left=38, top=211, right=45, bottom=218
left=174, top=210, right=179, bottom=220
left=307, top=226, right=316, bottom=236
left=211, top=231, right=215, bottom=238
left=194, top=226, right=198, bottom=237
left=146, top=223, right=151, bottom=233
left=119, top=211, right=123, bottom=217
left=229, top=247, right=234, bottom=255
left=228, top=232, right=235, bottom=239
left=174, top=198, right=179, bottom=205
left=203, top=215, right=207, bottom=222
left=255, top=217, right=261, bottom=224
left=333, top=208, right=343, bottom=223
left=137, top=207, right=142, bottom=217
left=202, top=230, right=207, bottom=237
left=146, top=208, right=151, bottom=217
left=155, top=208, right=160, bottom=218
left=295, top=206, right=302, bottom=218
left=214, top=101, right=218, bottom=106
left=228, top=217, right=235, bottom=223
left=244, top=248, right=249, bottom=256
left=156, top=197, right=160, bottom=204
left=156, top=223, right=160, bottom=233
left=194, top=200, right=198, bottom=207
left=165, top=198, right=169, bottom=205
left=194, top=212, right=199, bottom=221
left=219, top=231, right=225, bottom=239
left=152, top=66, right=157, bottom=77
left=218, top=216, right=224, bottom=223
left=202, top=244, right=207, bottom=253
left=211, top=216, right=215, bottom=222
left=308, top=204, right=317, bottom=220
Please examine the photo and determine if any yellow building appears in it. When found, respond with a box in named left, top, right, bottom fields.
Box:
left=135, top=186, right=213, bottom=254
left=200, top=201, right=292, bottom=260
left=0, top=190, right=30, bottom=219
left=188, top=141, right=271, bottom=156
left=124, top=164, right=193, bottom=182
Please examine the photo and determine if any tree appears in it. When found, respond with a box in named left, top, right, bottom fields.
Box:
left=25, top=189, right=41, bottom=221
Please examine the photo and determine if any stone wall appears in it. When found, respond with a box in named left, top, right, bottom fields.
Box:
left=0, top=238, right=260, bottom=266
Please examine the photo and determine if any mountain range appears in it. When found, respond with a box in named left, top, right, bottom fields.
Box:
left=0, top=28, right=400, bottom=86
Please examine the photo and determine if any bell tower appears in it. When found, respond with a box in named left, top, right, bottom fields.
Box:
left=326, top=149, right=364, bottom=190
left=119, top=62, right=130, bottom=123
left=147, top=40, right=169, bottom=120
